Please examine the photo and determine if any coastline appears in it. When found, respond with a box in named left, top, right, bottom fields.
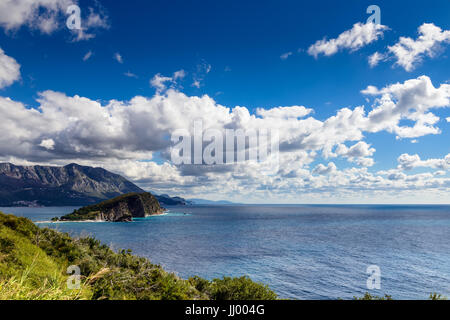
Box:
left=37, top=209, right=171, bottom=224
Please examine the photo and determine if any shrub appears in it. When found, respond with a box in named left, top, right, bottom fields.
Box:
left=209, top=276, right=277, bottom=300
left=0, top=211, right=277, bottom=300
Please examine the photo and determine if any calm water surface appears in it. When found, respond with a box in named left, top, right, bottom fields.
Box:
left=2, top=204, right=449, bottom=299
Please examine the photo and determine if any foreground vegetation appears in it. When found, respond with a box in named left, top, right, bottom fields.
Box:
left=0, top=211, right=276, bottom=300
left=53, top=192, right=163, bottom=222
left=0, top=211, right=445, bottom=301
left=354, top=293, right=447, bottom=300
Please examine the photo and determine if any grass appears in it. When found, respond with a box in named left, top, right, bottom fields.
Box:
left=1, top=210, right=444, bottom=301
left=0, top=211, right=277, bottom=300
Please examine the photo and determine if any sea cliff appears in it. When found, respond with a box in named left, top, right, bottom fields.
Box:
left=56, top=192, right=164, bottom=222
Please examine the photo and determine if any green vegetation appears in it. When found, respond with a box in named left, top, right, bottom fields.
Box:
left=189, top=276, right=278, bottom=300
left=354, top=292, right=447, bottom=300
left=429, top=293, right=447, bottom=300
left=0, top=211, right=277, bottom=300
left=55, top=192, right=162, bottom=222
left=354, top=293, right=393, bottom=300
left=1, top=211, right=445, bottom=301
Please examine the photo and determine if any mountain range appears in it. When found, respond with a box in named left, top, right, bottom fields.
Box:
left=0, top=163, right=187, bottom=207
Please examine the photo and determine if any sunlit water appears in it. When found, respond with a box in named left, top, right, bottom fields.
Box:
left=2, top=205, right=449, bottom=299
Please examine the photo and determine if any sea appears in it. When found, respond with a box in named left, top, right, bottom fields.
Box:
left=1, top=204, right=449, bottom=300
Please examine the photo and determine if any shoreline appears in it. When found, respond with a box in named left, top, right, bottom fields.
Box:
left=36, top=209, right=171, bottom=224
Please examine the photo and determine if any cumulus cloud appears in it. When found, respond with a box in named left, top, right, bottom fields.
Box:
left=0, top=0, right=109, bottom=41
left=388, top=23, right=450, bottom=71
left=333, top=142, right=375, bottom=167
left=336, top=141, right=375, bottom=158
left=39, top=138, right=55, bottom=150
left=308, top=22, right=388, bottom=58
left=361, top=75, right=450, bottom=138
left=397, top=153, right=450, bottom=171
left=1, top=75, right=446, bottom=165
left=0, top=69, right=449, bottom=202
left=313, top=162, right=337, bottom=175
left=0, top=48, right=20, bottom=88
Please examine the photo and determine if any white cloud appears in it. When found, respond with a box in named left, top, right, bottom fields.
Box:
left=280, top=52, right=293, bottom=60
left=397, top=153, right=450, bottom=171
left=114, top=53, right=123, bottom=64
left=361, top=75, right=450, bottom=138
left=0, top=74, right=449, bottom=203
left=446, top=117, right=450, bottom=122
left=308, top=22, right=388, bottom=58
left=360, top=85, right=379, bottom=95
left=368, top=52, right=386, bottom=67
left=336, top=141, right=375, bottom=158
left=150, top=73, right=172, bottom=92
left=151, top=70, right=186, bottom=93
left=84, top=7, right=109, bottom=29
left=173, top=70, right=186, bottom=80
left=0, top=48, right=21, bottom=88
left=192, top=61, right=211, bottom=88
left=71, top=7, right=109, bottom=42
left=388, top=23, right=450, bottom=71
left=256, top=106, right=312, bottom=119
left=0, top=0, right=109, bottom=41
left=0, top=0, right=72, bottom=33
left=333, top=142, right=375, bottom=167
left=82, top=50, right=93, bottom=61
left=124, top=71, right=137, bottom=78
left=313, top=162, right=337, bottom=175
left=39, top=139, right=55, bottom=150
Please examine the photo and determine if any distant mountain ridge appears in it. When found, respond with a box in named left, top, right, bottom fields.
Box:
left=155, top=194, right=193, bottom=206
left=0, top=163, right=144, bottom=206
left=0, top=163, right=187, bottom=207
left=188, top=198, right=236, bottom=205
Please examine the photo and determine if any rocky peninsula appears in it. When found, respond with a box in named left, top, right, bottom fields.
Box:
left=54, top=192, right=165, bottom=222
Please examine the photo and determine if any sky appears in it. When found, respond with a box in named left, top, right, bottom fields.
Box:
left=0, top=0, right=449, bottom=204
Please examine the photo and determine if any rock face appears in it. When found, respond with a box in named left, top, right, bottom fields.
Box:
left=154, top=194, right=192, bottom=206
left=57, top=192, right=164, bottom=222
left=0, top=163, right=145, bottom=206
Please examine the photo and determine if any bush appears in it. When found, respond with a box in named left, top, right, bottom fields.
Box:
left=1, top=211, right=276, bottom=300
left=192, top=276, right=278, bottom=300
left=354, top=293, right=393, bottom=300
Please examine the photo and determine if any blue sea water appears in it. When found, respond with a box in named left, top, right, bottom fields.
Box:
left=1, top=204, right=449, bottom=300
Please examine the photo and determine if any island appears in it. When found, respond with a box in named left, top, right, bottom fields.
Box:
left=53, top=192, right=165, bottom=222
left=0, top=210, right=277, bottom=300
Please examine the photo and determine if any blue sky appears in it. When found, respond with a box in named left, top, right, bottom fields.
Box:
left=0, top=0, right=449, bottom=203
